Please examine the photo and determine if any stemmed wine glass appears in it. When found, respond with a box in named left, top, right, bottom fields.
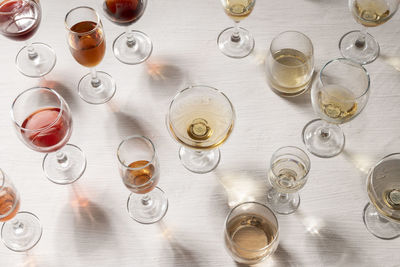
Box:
left=363, top=153, right=400, bottom=239
left=0, top=168, right=42, bottom=252
left=166, top=85, right=235, bottom=174
left=117, top=136, right=168, bottom=224
left=102, top=0, right=152, bottom=64
left=11, top=87, right=86, bottom=185
left=0, top=0, right=56, bottom=77
left=218, top=0, right=256, bottom=58
left=339, top=0, right=400, bottom=64
left=65, top=6, right=116, bottom=105
left=302, top=58, right=370, bottom=158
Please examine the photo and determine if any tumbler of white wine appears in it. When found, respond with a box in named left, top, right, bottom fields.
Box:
left=266, top=31, right=314, bottom=97
left=224, top=202, right=279, bottom=264
left=302, top=58, right=370, bottom=158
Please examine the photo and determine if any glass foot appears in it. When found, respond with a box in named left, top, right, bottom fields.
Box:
left=1, top=212, right=42, bottom=252
left=266, top=188, right=300, bottom=215
left=179, top=147, right=220, bottom=174
left=43, top=144, right=87, bottom=185
left=15, top=42, right=57, bottom=78
left=339, top=30, right=379, bottom=65
left=113, top=30, right=153, bottom=65
left=302, top=119, right=345, bottom=158
left=217, top=27, right=255, bottom=58
left=78, top=71, right=116, bottom=104
left=363, top=203, right=400, bottom=240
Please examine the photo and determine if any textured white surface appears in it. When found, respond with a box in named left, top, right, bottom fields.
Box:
left=1, top=0, right=400, bottom=266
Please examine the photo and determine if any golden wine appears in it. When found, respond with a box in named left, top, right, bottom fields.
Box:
left=269, top=158, right=308, bottom=193
left=223, top=0, right=255, bottom=21
left=353, top=0, right=391, bottom=27
left=123, top=160, right=159, bottom=194
left=0, top=187, right=20, bottom=222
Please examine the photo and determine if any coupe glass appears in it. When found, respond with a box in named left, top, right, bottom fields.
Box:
left=11, top=87, right=86, bottom=185
left=102, top=0, right=152, bottom=64
left=0, top=0, right=56, bottom=77
left=166, top=85, right=235, bottom=174
left=339, top=0, right=400, bottom=64
left=65, top=6, right=116, bottom=104
left=218, top=0, right=256, bottom=58
left=363, top=153, right=400, bottom=239
left=0, top=169, right=42, bottom=252
left=302, top=58, right=370, bottom=158
left=117, top=135, right=168, bottom=224
left=266, top=146, right=311, bottom=215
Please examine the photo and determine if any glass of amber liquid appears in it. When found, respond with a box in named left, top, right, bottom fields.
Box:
left=0, top=169, right=42, bottom=252
left=65, top=6, right=116, bottom=104
left=117, top=135, right=168, bottom=224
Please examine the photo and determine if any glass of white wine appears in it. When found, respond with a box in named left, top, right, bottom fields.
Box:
left=266, top=146, right=311, bottom=215
left=166, top=85, right=235, bottom=174
left=224, top=202, right=279, bottom=264
left=266, top=31, right=314, bottom=97
left=363, top=153, right=400, bottom=239
left=302, top=58, right=370, bottom=158
left=218, top=0, right=256, bottom=58
left=339, top=0, right=400, bottom=64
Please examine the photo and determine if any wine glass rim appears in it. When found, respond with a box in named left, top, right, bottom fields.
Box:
left=319, top=58, right=370, bottom=99
left=224, top=201, right=279, bottom=252
left=10, top=87, right=64, bottom=133
left=269, top=30, right=314, bottom=55
left=117, top=135, right=157, bottom=171
left=0, top=0, right=31, bottom=15
left=64, top=6, right=101, bottom=35
left=368, top=152, right=400, bottom=186
left=269, top=145, right=311, bottom=179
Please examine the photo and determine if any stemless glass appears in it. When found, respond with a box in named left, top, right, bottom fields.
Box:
left=218, top=0, right=256, bottom=58
left=166, top=85, right=235, bottom=174
left=102, top=0, right=152, bottom=64
left=339, top=0, right=400, bottom=64
left=224, top=202, right=279, bottom=265
left=0, top=0, right=56, bottom=77
left=0, top=169, right=42, bottom=252
left=363, top=153, right=400, bottom=239
left=266, top=31, right=314, bottom=97
left=11, top=87, right=86, bottom=185
left=117, top=136, right=168, bottom=224
left=65, top=6, right=116, bottom=104
left=302, top=58, right=370, bottom=158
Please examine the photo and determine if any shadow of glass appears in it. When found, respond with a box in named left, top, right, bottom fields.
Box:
left=341, top=149, right=376, bottom=176
left=380, top=54, right=400, bottom=72
left=39, top=78, right=80, bottom=112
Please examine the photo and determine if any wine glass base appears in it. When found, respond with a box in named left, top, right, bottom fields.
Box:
left=339, top=30, right=379, bottom=65
left=217, top=27, right=255, bottom=58
left=302, top=119, right=345, bottom=158
left=43, top=144, right=87, bottom=185
left=127, top=187, right=168, bottom=224
left=266, top=188, right=300, bottom=215
left=113, top=30, right=153, bottom=65
left=15, top=42, right=57, bottom=78
left=363, top=203, right=400, bottom=240
left=1, top=211, right=42, bottom=252
left=78, top=71, right=116, bottom=104
left=179, top=147, right=221, bottom=174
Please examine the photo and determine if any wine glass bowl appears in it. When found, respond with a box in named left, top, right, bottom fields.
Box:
left=102, top=0, right=146, bottom=25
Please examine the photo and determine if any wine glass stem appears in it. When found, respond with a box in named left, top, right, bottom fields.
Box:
left=278, top=192, right=289, bottom=203
left=26, top=42, right=38, bottom=60
left=231, top=21, right=241, bottom=42
left=355, top=27, right=367, bottom=49
left=141, top=194, right=152, bottom=206
left=90, top=68, right=101, bottom=88
left=126, top=28, right=137, bottom=48
left=56, top=151, right=69, bottom=169
left=11, top=218, right=25, bottom=235
left=319, top=127, right=331, bottom=139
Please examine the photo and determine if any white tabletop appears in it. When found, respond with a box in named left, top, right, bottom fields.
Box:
left=1, top=0, right=400, bottom=266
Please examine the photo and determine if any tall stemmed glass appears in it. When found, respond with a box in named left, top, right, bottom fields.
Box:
left=102, top=0, right=152, bottom=64
left=11, top=87, right=86, bottom=185
left=117, top=136, right=168, bottom=224
left=363, top=153, right=400, bottom=239
left=65, top=6, right=116, bottom=104
left=302, top=58, right=370, bottom=158
left=0, top=0, right=56, bottom=77
left=339, top=0, right=399, bottom=65
left=218, top=0, right=256, bottom=58
left=0, top=169, right=42, bottom=252
left=166, top=85, right=235, bottom=174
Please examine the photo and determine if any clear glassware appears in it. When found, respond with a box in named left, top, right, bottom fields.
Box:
left=224, top=202, right=279, bottom=264
left=117, top=135, right=168, bottom=224
left=11, top=87, right=86, bottom=185
left=166, top=85, right=235, bottom=174
left=302, top=58, right=370, bottom=158
left=266, top=146, right=311, bottom=215
left=218, top=0, right=256, bottom=58
left=0, top=0, right=56, bottom=77
left=266, top=31, right=314, bottom=97
left=0, top=169, right=42, bottom=252
left=65, top=6, right=116, bottom=104
left=339, top=0, right=400, bottom=64
left=101, top=0, right=152, bottom=64
left=363, top=153, right=400, bottom=239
